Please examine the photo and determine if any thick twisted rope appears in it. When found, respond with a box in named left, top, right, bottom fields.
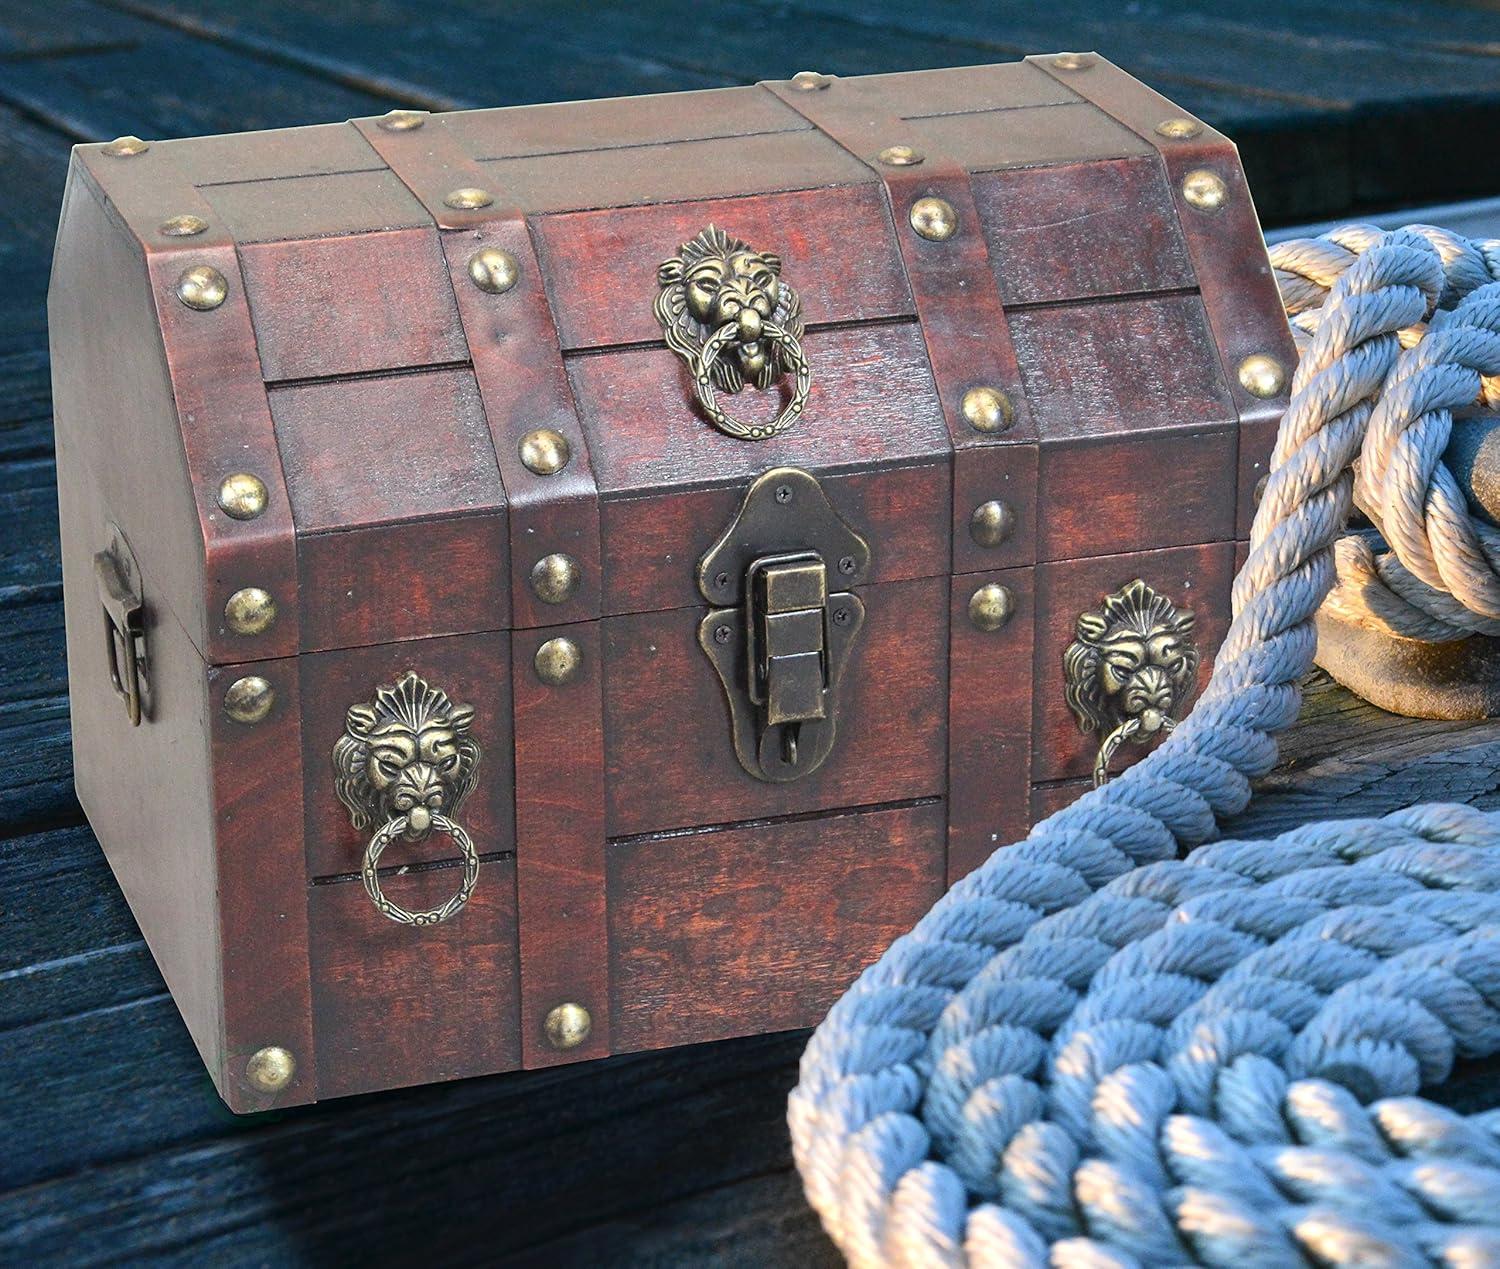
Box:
left=1272, top=223, right=1500, bottom=641
left=790, top=231, right=1500, bottom=1266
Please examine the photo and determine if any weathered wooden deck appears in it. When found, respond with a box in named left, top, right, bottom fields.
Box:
left=5, top=3, right=1500, bottom=1263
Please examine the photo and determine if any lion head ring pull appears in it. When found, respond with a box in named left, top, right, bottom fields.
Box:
left=655, top=225, right=811, bottom=441
left=1063, top=580, right=1200, bottom=788
left=332, top=672, right=481, bottom=926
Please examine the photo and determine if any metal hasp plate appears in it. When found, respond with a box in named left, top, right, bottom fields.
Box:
left=697, top=467, right=870, bottom=782
left=94, top=525, right=146, bottom=726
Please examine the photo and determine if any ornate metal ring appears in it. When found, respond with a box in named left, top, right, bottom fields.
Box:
left=691, top=319, right=811, bottom=441
left=361, top=812, right=479, bottom=926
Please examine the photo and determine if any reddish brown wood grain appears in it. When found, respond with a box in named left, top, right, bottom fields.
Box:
left=298, top=631, right=514, bottom=880
left=309, top=862, right=521, bottom=1099
left=974, top=155, right=1194, bottom=306
left=533, top=184, right=913, bottom=350
left=602, top=576, right=948, bottom=837
left=859, top=61, right=1071, bottom=117
left=1031, top=541, right=1235, bottom=782
left=241, top=228, right=467, bottom=381
left=607, top=801, right=946, bottom=1051
left=909, top=103, right=1148, bottom=173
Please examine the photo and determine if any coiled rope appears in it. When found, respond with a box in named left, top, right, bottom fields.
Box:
left=789, top=229, right=1500, bottom=1267
left=1273, top=223, right=1500, bottom=641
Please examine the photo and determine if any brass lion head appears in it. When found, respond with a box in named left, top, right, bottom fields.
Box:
left=1063, top=580, right=1198, bottom=743
left=655, top=225, right=805, bottom=393
left=332, top=671, right=480, bottom=842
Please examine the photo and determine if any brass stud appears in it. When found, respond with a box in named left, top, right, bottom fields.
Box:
left=544, top=1002, right=592, bottom=1050
left=530, top=553, right=581, bottom=605
left=791, top=70, right=830, bottom=91
left=1181, top=169, right=1228, bottom=212
left=970, top=500, right=1016, bottom=548
left=217, top=472, right=269, bottom=520
left=467, top=246, right=520, bottom=294
left=519, top=428, right=570, bottom=476
left=224, top=675, right=275, bottom=725
left=1155, top=117, right=1203, bottom=140
left=176, top=264, right=228, bottom=311
left=1238, top=353, right=1287, bottom=399
left=444, top=187, right=494, bottom=210
left=878, top=144, right=924, bottom=167
left=534, top=636, right=583, bottom=687
left=377, top=108, right=427, bottom=131
left=160, top=214, right=209, bottom=237
left=225, top=587, right=277, bottom=636
left=969, top=583, right=1015, bottom=633
left=102, top=135, right=149, bottom=157
left=910, top=196, right=958, bottom=242
left=245, top=1045, right=296, bottom=1093
left=961, top=385, right=1014, bottom=434
left=1052, top=52, right=1095, bottom=70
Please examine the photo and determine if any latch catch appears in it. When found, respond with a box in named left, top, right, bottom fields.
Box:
left=697, top=468, right=869, bottom=783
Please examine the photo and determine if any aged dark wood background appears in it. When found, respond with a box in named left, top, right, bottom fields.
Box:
left=6, top=2, right=1500, bottom=1264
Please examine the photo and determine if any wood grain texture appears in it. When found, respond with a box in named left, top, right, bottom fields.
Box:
left=241, top=228, right=468, bottom=381
left=602, top=576, right=949, bottom=837
left=198, top=167, right=429, bottom=242
left=1010, top=292, right=1236, bottom=441
left=570, top=322, right=949, bottom=496
left=309, top=861, right=521, bottom=1099
left=608, top=801, right=946, bottom=1050
left=910, top=102, right=1149, bottom=173
left=974, top=155, right=1194, bottom=305
left=1031, top=541, right=1235, bottom=781
left=533, top=184, right=912, bottom=349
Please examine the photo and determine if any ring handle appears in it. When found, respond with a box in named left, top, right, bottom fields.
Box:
left=361, top=812, right=478, bottom=926
left=689, top=320, right=811, bottom=441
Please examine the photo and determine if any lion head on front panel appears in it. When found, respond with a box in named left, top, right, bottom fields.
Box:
left=332, top=671, right=480, bottom=841
left=654, top=224, right=805, bottom=392
left=1063, top=579, right=1198, bottom=741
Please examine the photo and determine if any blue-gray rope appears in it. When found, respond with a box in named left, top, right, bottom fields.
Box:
left=789, top=230, right=1500, bottom=1267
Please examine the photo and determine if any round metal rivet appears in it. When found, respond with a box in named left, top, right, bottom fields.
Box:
left=969, top=583, right=1015, bottom=633
left=176, top=264, right=228, bottom=311
left=1052, top=52, right=1095, bottom=70
left=961, top=385, right=1015, bottom=435
left=160, top=214, right=208, bottom=237
left=225, top=587, right=277, bottom=636
left=1181, top=168, right=1228, bottom=212
left=1155, top=117, right=1203, bottom=140
left=377, top=109, right=427, bottom=131
left=468, top=246, right=519, bottom=294
left=910, top=196, right=958, bottom=242
left=102, top=135, right=149, bottom=157
left=970, top=500, right=1016, bottom=548
left=217, top=472, right=268, bottom=520
left=544, top=1002, right=592, bottom=1050
left=444, top=187, right=494, bottom=210
left=534, top=636, right=583, bottom=687
left=1238, top=353, right=1287, bottom=399
left=223, top=675, right=275, bottom=724
left=530, top=553, right=581, bottom=605
left=245, top=1045, right=296, bottom=1093
left=519, top=427, right=570, bottom=476
left=791, top=70, right=829, bottom=91
left=878, top=144, right=924, bottom=167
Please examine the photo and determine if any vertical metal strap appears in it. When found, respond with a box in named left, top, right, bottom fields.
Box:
left=766, top=75, right=1037, bottom=879
left=1027, top=53, right=1297, bottom=541
left=353, top=114, right=610, bottom=1067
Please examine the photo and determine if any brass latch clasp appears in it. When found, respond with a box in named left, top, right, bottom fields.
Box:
left=94, top=525, right=146, bottom=726
left=698, top=469, right=869, bottom=783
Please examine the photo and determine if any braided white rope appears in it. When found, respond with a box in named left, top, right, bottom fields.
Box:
left=1273, top=223, right=1500, bottom=641
left=790, top=231, right=1500, bottom=1267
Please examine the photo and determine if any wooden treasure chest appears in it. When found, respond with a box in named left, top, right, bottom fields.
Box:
left=50, top=54, right=1293, bottom=1112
